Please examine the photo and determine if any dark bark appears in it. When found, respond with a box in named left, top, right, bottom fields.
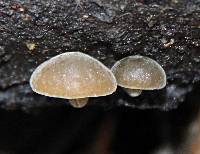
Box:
left=0, top=0, right=200, bottom=111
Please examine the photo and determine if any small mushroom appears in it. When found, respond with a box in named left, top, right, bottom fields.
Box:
left=30, top=52, right=117, bottom=108
left=111, top=55, right=166, bottom=97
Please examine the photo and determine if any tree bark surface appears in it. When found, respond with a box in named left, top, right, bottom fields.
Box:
left=0, top=0, right=200, bottom=111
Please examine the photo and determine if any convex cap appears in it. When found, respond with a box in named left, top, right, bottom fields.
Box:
left=30, top=52, right=117, bottom=105
left=111, top=55, right=166, bottom=90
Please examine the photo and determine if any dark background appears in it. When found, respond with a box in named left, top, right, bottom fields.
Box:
left=0, top=83, right=199, bottom=154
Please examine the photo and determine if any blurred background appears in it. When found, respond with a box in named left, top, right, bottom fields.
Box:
left=0, top=83, right=199, bottom=154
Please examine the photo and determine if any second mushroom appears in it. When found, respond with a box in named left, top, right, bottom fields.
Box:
left=111, top=55, right=166, bottom=97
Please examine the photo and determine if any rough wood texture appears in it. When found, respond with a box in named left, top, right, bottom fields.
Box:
left=0, top=0, right=200, bottom=111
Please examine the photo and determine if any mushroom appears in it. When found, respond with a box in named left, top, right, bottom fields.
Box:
left=30, top=52, right=117, bottom=108
left=111, top=55, right=166, bottom=97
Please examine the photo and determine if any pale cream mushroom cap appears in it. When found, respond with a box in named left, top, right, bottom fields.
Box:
left=30, top=52, right=117, bottom=99
left=111, top=55, right=166, bottom=90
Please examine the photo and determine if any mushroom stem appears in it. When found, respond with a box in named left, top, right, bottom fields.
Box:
left=69, top=98, right=89, bottom=108
left=123, top=88, right=142, bottom=97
